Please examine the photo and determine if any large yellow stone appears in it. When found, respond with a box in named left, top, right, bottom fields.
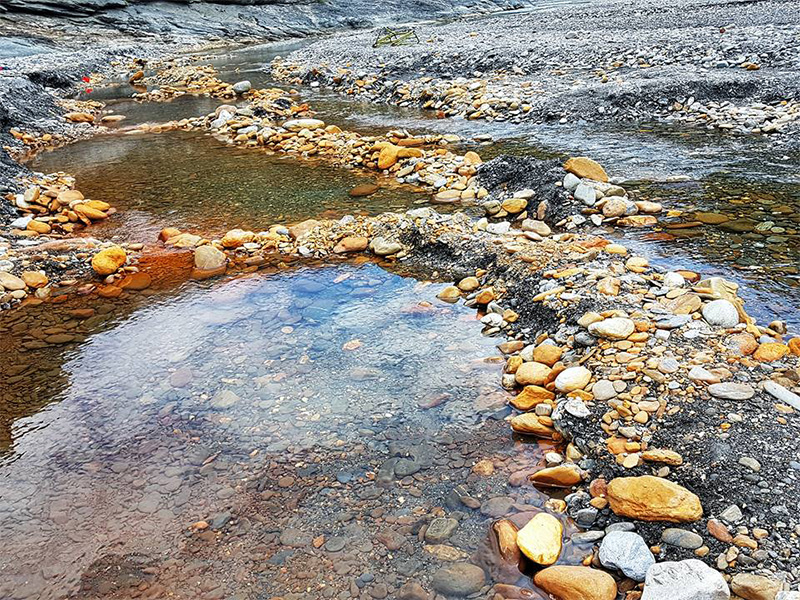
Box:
left=221, top=228, right=255, bottom=248
left=607, top=476, right=702, bottom=522
left=510, top=386, right=555, bottom=411
left=534, top=566, right=617, bottom=600
left=516, top=513, right=562, bottom=566
left=564, top=156, right=609, bottom=182
left=509, top=414, right=557, bottom=439
left=437, top=286, right=461, bottom=303
left=75, top=204, right=109, bottom=220
left=753, top=342, right=789, bottom=362
left=91, top=246, right=127, bottom=276
left=27, top=219, right=51, bottom=234
left=533, top=344, right=563, bottom=366
left=21, top=271, right=49, bottom=289
left=375, top=143, right=424, bottom=169
left=530, top=464, right=583, bottom=488
left=515, top=361, right=552, bottom=386
left=501, top=197, right=528, bottom=213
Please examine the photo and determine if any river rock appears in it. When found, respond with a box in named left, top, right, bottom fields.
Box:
left=530, top=464, right=582, bottom=488
left=398, top=582, right=430, bottom=600
left=425, top=518, right=459, bottom=544
left=430, top=563, right=485, bottom=596
left=533, top=344, right=563, bottom=366
left=563, top=173, right=580, bottom=191
left=607, top=476, right=702, bottom=522
left=211, top=389, right=239, bottom=409
left=661, top=528, right=703, bottom=549
left=458, top=276, right=480, bottom=292
left=641, top=559, right=729, bottom=600
left=502, top=197, right=527, bottom=213
left=592, top=379, right=617, bottom=400
left=510, top=386, right=555, bottom=410
left=534, top=566, right=617, bottom=600
left=333, top=236, right=368, bottom=253
left=516, top=513, right=562, bottom=566
left=602, top=197, right=628, bottom=218
left=0, top=272, right=26, bottom=291
left=91, top=246, right=127, bottom=275
left=510, top=413, right=557, bottom=438
left=64, top=111, right=95, bottom=123
left=588, top=317, right=635, bottom=340
left=288, top=219, right=320, bottom=239
left=763, top=381, right=800, bottom=410
left=597, top=276, right=620, bottom=295
left=574, top=183, right=596, bottom=206
left=598, top=531, right=654, bottom=581
left=120, top=272, right=152, bottom=290
left=515, top=362, right=552, bottom=386
left=564, top=157, right=609, bottom=182
left=708, top=382, right=755, bottom=400
left=232, top=80, right=251, bottom=94
left=221, top=228, right=254, bottom=248
left=753, top=342, right=789, bottom=362
left=702, top=299, right=739, bottom=327
left=522, top=219, right=551, bottom=236
left=21, top=271, right=48, bottom=288
left=349, top=183, right=379, bottom=197
left=730, top=573, right=786, bottom=600
left=194, top=245, right=227, bottom=271
left=283, top=118, right=325, bottom=131
left=27, top=219, right=51, bottom=234
left=554, top=366, right=592, bottom=392
left=369, top=237, right=402, bottom=256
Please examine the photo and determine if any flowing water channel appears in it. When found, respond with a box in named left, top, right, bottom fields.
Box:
left=3, top=261, right=569, bottom=599
left=3, top=32, right=800, bottom=599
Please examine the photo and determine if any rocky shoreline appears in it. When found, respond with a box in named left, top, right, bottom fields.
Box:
left=271, top=0, right=800, bottom=142
left=2, top=9, right=800, bottom=599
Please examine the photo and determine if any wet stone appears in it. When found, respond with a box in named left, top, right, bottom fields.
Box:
left=394, top=458, right=420, bottom=477
left=211, top=389, right=240, bottom=408
left=480, top=496, right=515, bottom=517
left=431, top=563, right=485, bottom=596
left=280, top=528, right=312, bottom=547
left=425, top=518, right=459, bottom=544
left=661, top=528, right=704, bottom=549
left=325, top=536, right=347, bottom=552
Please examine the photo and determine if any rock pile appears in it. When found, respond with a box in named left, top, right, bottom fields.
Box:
left=4, top=173, right=115, bottom=236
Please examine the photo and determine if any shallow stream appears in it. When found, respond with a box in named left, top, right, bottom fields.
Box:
left=3, top=30, right=800, bottom=599
left=3, top=262, right=566, bottom=599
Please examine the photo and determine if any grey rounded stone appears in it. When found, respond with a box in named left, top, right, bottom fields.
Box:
left=425, top=518, right=459, bottom=543
left=598, top=531, right=654, bottom=582
left=324, top=536, right=346, bottom=552
left=661, top=528, right=704, bottom=550
left=431, top=563, right=485, bottom=596
left=763, top=381, right=800, bottom=410
left=232, top=80, right=252, bottom=94
left=211, top=389, right=239, bottom=409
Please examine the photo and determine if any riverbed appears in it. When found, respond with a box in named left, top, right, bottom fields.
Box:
left=3, top=29, right=800, bottom=600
